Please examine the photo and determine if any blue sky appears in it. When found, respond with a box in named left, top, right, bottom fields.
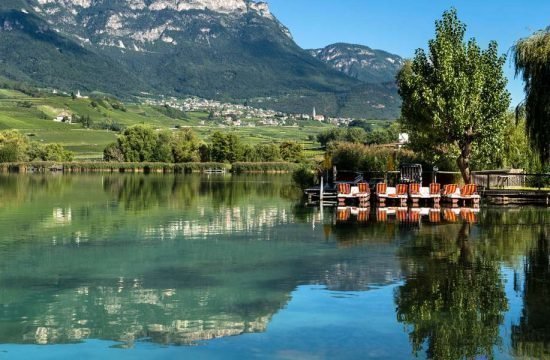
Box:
left=268, top=0, right=550, bottom=107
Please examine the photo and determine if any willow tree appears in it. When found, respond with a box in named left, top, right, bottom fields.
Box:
left=397, top=9, right=510, bottom=183
left=514, top=29, right=550, bottom=164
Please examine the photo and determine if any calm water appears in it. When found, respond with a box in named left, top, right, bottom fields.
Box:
left=0, top=174, right=548, bottom=360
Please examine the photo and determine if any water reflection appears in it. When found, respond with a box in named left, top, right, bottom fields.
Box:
left=512, top=231, right=550, bottom=358
left=395, top=222, right=508, bottom=359
left=0, top=174, right=548, bottom=360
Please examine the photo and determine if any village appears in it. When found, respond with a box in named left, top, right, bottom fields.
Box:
left=144, top=96, right=356, bottom=127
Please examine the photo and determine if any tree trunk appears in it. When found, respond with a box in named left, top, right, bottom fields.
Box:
left=457, top=142, right=472, bottom=184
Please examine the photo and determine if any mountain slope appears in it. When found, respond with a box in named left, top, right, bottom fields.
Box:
left=0, top=1, right=401, bottom=118
left=309, top=43, right=404, bottom=84
left=0, top=6, right=150, bottom=96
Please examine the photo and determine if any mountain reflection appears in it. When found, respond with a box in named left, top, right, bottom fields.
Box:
left=0, top=174, right=401, bottom=346
left=0, top=174, right=548, bottom=355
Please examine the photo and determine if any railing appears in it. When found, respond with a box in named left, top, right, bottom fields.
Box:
left=333, top=169, right=550, bottom=190
left=472, top=172, right=550, bottom=190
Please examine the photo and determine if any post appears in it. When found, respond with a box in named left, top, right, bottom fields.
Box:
left=320, top=176, right=324, bottom=202
left=486, top=174, right=490, bottom=190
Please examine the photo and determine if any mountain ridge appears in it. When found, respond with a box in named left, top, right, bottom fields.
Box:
left=0, top=1, right=402, bottom=119
left=309, top=43, right=404, bottom=84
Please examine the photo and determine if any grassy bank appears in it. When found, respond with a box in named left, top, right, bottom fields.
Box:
left=0, top=161, right=300, bottom=174
left=231, top=162, right=299, bottom=174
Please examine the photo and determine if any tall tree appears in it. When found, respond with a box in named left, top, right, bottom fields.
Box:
left=397, top=9, right=510, bottom=183
left=514, top=29, right=550, bottom=164
left=395, top=223, right=508, bottom=359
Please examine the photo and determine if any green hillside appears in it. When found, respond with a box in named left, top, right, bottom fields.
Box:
left=0, top=89, right=333, bottom=159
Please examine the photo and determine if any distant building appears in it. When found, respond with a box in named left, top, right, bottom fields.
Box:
left=54, top=111, right=73, bottom=123
left=398, top=133, right=410, bottom=148
left=75, top=90, right=89, bottom=99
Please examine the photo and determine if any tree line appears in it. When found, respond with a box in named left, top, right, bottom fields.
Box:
left=0, top=130, right=73, bottom=163
left=104, top=125, right=305, bottom=164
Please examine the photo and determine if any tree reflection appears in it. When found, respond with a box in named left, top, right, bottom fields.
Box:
left=395, top=223, right=508, bottom=360
left=512, top=231, right=550, bottom=358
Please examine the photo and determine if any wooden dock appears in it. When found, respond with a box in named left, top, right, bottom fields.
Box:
left=483, top=190, right=550, bottom=205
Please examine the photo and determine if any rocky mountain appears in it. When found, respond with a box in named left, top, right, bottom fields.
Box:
left=0, top=0, right=401, bottom=118
left=309, top=43, right=404, bottom=84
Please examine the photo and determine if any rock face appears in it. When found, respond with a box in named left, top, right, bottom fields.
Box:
left=0, top=0, right=402, bottom=118
left=310, top=43, right=404, bottom=84
left=29, top=0, right=288, bottom=49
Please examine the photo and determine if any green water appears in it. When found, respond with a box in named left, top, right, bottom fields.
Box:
left=0, top=174, right=548, bottom=359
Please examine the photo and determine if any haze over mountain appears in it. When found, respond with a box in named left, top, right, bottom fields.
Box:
left=0, top=0, right=403, bottom=118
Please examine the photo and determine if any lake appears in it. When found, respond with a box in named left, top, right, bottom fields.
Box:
left=0, top=174, right=548, bottom=359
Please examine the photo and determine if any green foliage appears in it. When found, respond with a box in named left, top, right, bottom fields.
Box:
left=171, top=128, right=201, bottom=163
left=328, top=142, right=417, bottom=172
left=153, top=131, right=174, bottom=163
left=117, top=125, right=158, bottom=162
left=0, top=130, right=30, bottom=162
left=514, top=29, right=550, bottom=164
left=348, top=120, right=373, bottom=132
left=153, top=105, right=187, bottom=120
left=397, top=9, right=511, bottom=182
left=105, top=126, right=202, bottom=163
left=365, top=123, right=400, bottom=145
left=253, top=143, right=281, bottom=162
left=279, top=141, right=304, bottom=163
left=395, top=224, right=508, bottom=360
left=292, top=165, right=317, bottom=189
left=103, top=143, right=125, bottom=162
left=499, top=114, right=536, bottom=170
left=317, top=125, right=398, bottom=148
left=210, top=132, right=242, bottom=163
left=29, top=143, right=74, bottom=162
left=0, top=130, right=73, bottom=162
left=0, top=142, right=20, bottom=163
left=511, top=233, right=550, bottom=358
left=16, top=100, right=33, bottom=108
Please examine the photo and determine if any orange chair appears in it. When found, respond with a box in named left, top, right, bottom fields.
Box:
left=429, top=210, right=441, bottom=223
left=410, top=183, right=441, bottom=206
left=356, top=183, right=371, bottom=207
left=442, top=184, right=460, bottom=206
left=375, top=183, right=388, bottom=206
left=376, top=208, right=388, bottom=222
left=460, top=209, right=477, bottom=223
left=409, top=210, right=421, bottom=223
left=458, top=184, right=481, bottom=206
left=443, top=209, right=458, bottom=222
left=409, top=183, right=421, bottom=195
left=337, top=208, right=351, bottom=222
left=357, top=209, right=369, bottom=223
left=337, top=183, right=352, bottom=206
left=338, top=183, right=351, bottom=195
left=397, top=208, right=408, bottom=222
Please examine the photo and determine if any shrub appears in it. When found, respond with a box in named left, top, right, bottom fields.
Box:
left=292, top=165, right=317, bottom=189
left=329, top=142, right=418, bottom=172
left=279, top=141, right=304, bottom=163
left=33, top=143, right=74, bottom=162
